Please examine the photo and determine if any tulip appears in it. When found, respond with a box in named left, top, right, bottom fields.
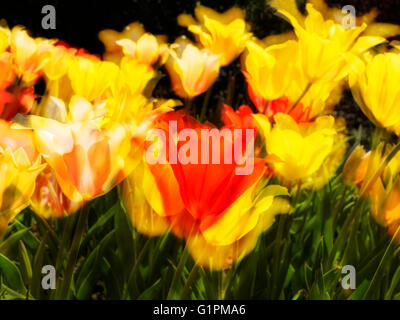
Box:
left=221, top=104, right=256, bottom=130
left=254, top=113, right=346, bottom=189
left=178, top=4, right=252, bottom=66
left=165, top=38, right=220, bottom=98
left=350, top=52, right=400, bottom=136
left=123, top=110, right=291, bottom=269
left=243, top=40, right=341, bottom=121
left=116, top=34, right=168, bottom=66
left=0, top=52, right=15, bottom=88
left=30, top=166, right=84, bottom=219
left=345, top=143, right=400, bottom=237
left=68, top=56, right=119, bottom=102
left=0, top=27, right=10, bottom=53
left=15, top=96, right=140, bottom=204
left=99, top=22, right=168, bottom=65
left=270, top=3, right=385, bottom=84
left=269, top=0, right=400, bottom=39
left=121, top=159, right=183, bottom=237
left=10, top=27, right=53, bottom=84
left=0, top=120, right=44, bottom=237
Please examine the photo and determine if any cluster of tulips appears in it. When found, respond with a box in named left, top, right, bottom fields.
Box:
left=1, top=0, right=400, bottom=271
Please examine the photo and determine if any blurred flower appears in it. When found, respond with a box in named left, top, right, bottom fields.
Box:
left=123, top=110, right=290, bottom=269
left=221, top=104, right=256, bottom=130
left=269, top=0, right=400, bottom=40
left=10, top=27, right=53, bottom=84
left=99, top=22, right=168, bottom=65
left=0, top=27, right=10, bottom=53
left=121, top=159, right=182, bottom=237
left=0, top=85, right=35, bottom=121
left=30, top=165, right=84, bottom=219
left=15, top=96, right=141, bottom=204
left=68, top=56, right=119, bottom=102
left=110, top=57, right=154, bottom=98
left=165, top=38, right=220, bottom=98
left=346, top=143, right=400, bottom=238
left=350, top=52, right=400, bottom=136
left=0, top=120, right=44, bottom=237
left=243, top=40, right=342, bottom=121
left=254, top=113, right=346, bottom=189
left=270, top=3, right=385, bottom=84
left=178, top=4, right=251, bottom=66
left=307, top=0, right=400, bottom=38
left=116, top=34, right=168, bottom=66
left=342, top=145, right=367, bottom=186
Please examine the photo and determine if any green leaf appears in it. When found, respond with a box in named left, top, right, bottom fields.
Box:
left=18, top=241, right=32, bottom=285
left=348, top=279, right=370, bottom=300
left=30, top=232, right=49, bottom=299
left=0, top=228, right=30, bottom=254
left=76, top=230, right=115, bottom=299
left=137, top=278, right=161, bottom=300
left=385, top=265, right=400, bottom=300
left=0, top=252, right=26, bottom=294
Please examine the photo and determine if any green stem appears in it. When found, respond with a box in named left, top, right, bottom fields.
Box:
left=332, top=185, right=348, bottom=233
left=179, top=264, right=199, bottom=299
left=185, top=98, right=193, bottom=112
left=57, top=204, right=90, bottom=299
left=200, top=85, right=213, bottom=123
left=50, top=213, right=75, bottom=300
left=125, top=237, right=152, bottom=299
left=289, top=83, right=312, bottom=113
left=364, top=225, right=400, bottom=299
left=272, top=214, right=287, bottom=298
left=167, top=246, right=189, bottom=300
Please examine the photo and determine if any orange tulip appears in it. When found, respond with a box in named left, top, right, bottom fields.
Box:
left=123, top=110, right=290, bottom=269
left=344, top=143, right=400, bottom=237
left=15, top=97, right=141, bottom=204
left=30, top=166, right=84, bottom=219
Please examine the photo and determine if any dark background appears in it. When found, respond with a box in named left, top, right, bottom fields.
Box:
left=1, top=0, right=399, bottom=55
left=1, top=0, right=399, bottom=130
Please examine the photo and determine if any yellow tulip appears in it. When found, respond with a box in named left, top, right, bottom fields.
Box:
left=271, top=3, right=385, bottom=84
left=165, top=38, right=220, bottom=98
left=68, top=56, right=119, bottom=102
left=254, top=113, right=346, bottom=189
left=178, top=4, right=251, bottom=66
left=116, top=34, right=168, bottom=66
left=0, top=27, right=10, bottom=53
left=120, top=159, right=183, bottom=237
left=42, top=45, right=73, bottom=81
left=99, top=22, right=168, bottom=65
left=350, top=52, right=400, bottom=136
left=0, top=120, right=44, bottom=237
left=10, top=27, right=53, bottom=83
left=243, top=39, right=346, bottom=119
left=269, top=0, right=400, bottom=39
left=186, top=184, right=290, bottom=270
left=111, top=57, right=154, bottom=97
